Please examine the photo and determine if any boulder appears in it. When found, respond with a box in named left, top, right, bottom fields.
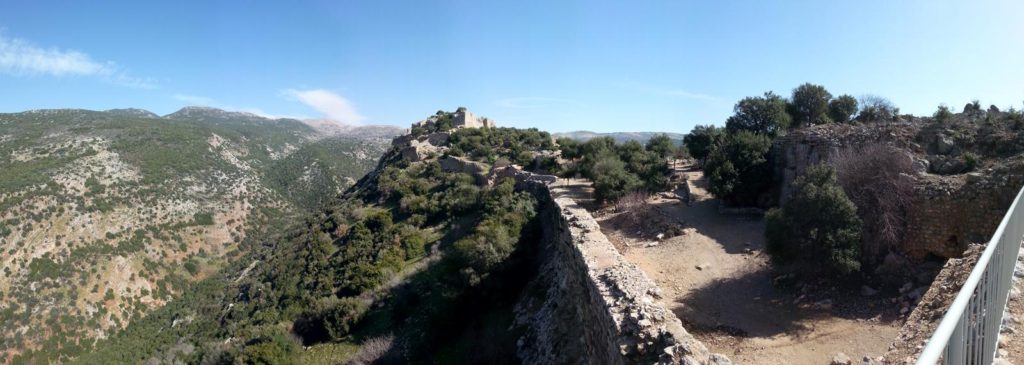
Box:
left=396, top=132, right=450, bottom=162
left=912, top=158, right=929, bottom=174
left=927, top=155, right=966, bottom=175
left=831, top=352, right=852, bottom=365
left=930, top=134, right=956, bottom=155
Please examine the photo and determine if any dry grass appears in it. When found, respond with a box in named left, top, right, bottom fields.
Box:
left=614, top=191, right=652, bottom=227
left=344, top=335, right=395, bottom=365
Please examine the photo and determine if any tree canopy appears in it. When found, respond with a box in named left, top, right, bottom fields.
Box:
left=788, top=83, right=833, bottom=127
left=725, top=92, right=792, bottom=137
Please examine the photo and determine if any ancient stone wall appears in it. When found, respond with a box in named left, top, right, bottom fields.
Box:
left=506, top=169, right=730, bottom=365
left=902, top=167, right=1024, bottom=259
left=773, top=124, right=1024, bottom=260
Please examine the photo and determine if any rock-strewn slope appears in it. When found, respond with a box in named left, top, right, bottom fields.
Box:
left=0, top=107, right=393, bottom=363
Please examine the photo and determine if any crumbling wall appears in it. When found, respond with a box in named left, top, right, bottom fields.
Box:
left=772, top=122, right=922, bottom=205
left=772, top=124, right=1024, bottom=260
left=509, top=170, right=730, bottom=365
left=902, top=173, right=1020, bottom=259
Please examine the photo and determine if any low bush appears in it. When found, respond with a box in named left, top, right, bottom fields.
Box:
left=765, top=165, right=863, bottom=276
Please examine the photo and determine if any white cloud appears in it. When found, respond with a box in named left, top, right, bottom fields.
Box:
left=283, top=89, right=365, bottom=125
left=496, top=97, right=582, bottom=109
left=0, top=33, right=157, bottom=89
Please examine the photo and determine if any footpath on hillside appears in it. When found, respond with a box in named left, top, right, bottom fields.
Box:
left=559, top=162, right=902, bottom=365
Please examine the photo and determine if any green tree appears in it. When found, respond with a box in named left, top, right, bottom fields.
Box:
left=236, top=329, right=300, bottom=365
left=704, top=130, right=773, bottom=206
left=828, top=94, right=859, bottom=123
left=765, top=165, right=862, bottom=276
left=645, top=133, right=674, bottom=159
left=590, top=151, right=643, bottom=203
left=557, top=137, right=582, bottom=160
left=684, top=125, right=725, bottom=162
left=788, top=83, right=833, bottom=127
left=725, top=92, right=792, bottom=136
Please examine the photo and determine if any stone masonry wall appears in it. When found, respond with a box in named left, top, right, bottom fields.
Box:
left=773, top=125, right=1024, bottom=260
left=902, top=167, right=1024, bottom=259
left=506, top=168, right=730, bottom=365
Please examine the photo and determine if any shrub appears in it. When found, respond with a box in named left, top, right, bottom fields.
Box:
left=614, top=191, right=651, bottom=227
left=590, top=152, right=643, bottom=203
left=963, top=151, right=979, bottom=171
left=831, top=144, right=914, bottom=261
left=183, top=259, right=199, bottom=276
left=933, top=104, right=954, bottom=124
left=765, top=165, right=862, bottom=276
left=236, top=328, right=300, bottom=365
left=323, top=297, right=367, bottom=340
left=704, top=130, right=773, bottom=206
left=193, top=212, right=214, bottom=226
left=856, top=95, right=899, bottom=122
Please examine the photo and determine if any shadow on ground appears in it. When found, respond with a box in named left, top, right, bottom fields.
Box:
left=674, top=266, right=899, bottom=339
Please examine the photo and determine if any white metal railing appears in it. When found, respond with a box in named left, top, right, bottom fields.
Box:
left=916, top=186, right=1024, bottom=365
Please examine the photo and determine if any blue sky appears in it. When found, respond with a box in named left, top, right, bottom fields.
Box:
left=1, top=1, right=1022, bottom=133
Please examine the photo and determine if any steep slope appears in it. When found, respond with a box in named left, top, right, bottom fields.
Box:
left=0, top=108, right=393, bottom=363
left=75, top=110, right=561, bottom=364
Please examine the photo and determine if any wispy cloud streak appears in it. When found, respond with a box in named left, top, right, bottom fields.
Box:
left=0, top=33, right=157, bottom=89
left=283, top=89, right=365, bottom=125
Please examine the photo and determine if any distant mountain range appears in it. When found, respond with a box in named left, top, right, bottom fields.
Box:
left=552, top=130, right=686, bottom=144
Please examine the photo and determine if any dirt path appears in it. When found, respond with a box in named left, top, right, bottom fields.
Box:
left=593, top=165, right=900, bottom=364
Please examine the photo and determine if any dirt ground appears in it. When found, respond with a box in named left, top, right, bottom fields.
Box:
left=589, top=164, right=902, bottom=365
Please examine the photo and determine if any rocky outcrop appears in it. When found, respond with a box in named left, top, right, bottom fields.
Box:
left=512, top=175, right=730, bottom=365
left=438, top=155, right=490, bottom=185
left=772, top=122, right=922, bottom=205
left=772, top=123, right=1024, bottom=260
left=393, top=132, right=450, bottom=162
left=883, top=245, right=984, bottom=363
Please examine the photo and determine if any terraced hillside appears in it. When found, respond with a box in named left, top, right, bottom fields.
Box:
left=0, top=107, right=398, bottom=363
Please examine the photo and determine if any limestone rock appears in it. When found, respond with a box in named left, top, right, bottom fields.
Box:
left=931, top=134, right=956, bottom=155
left=395, top=132, right=450, bottom=162
left=831, top=352, right=852, bottom=365
left=438, top=155, right=489, bottom=185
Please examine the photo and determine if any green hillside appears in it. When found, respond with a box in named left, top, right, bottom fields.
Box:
left=0, top=108, right=394, bottom=364
left=69, top=110, right=563, bottom=365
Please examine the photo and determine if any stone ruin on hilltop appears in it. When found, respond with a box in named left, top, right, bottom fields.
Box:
left=451, top=108, right=496, bottom=128
left=410, top=107, right=496, bottom=131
